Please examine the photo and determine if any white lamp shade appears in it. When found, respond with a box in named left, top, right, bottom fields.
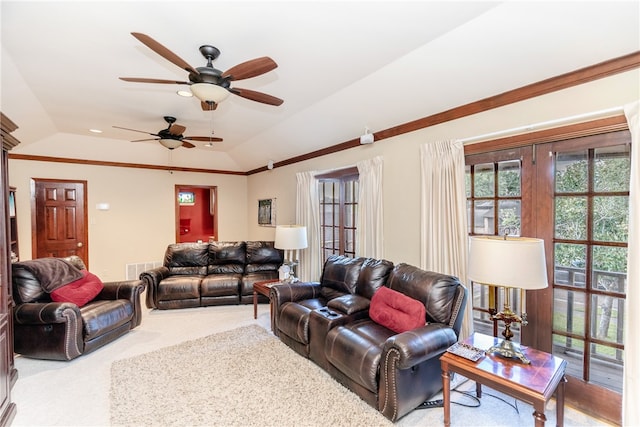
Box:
left=159, top=139, right=183, bottom=149
left=468, top=236, right=548, bottom=290
left=190, top=83, right=231, bottom=103
left=275, top=225, right=308, bottom=250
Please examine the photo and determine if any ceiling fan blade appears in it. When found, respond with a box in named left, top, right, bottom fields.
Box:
left=201, top=101, right=218, bottom=111
left=183, top=136, right=224, bottom=142
left=182, top=141, right=196, bottom=149
left=131, top=32, right=200, bottom=75
left=229, top=87, right=284, bottom=106
left=131, top=138, right=160, bottom=142
left=168, top=124, right=186, bottom=136
left=119, top=77, right=191, bottom=85
left=113, top=125, right=158, bottom=136
left=222, top=57, right=277, bottom=81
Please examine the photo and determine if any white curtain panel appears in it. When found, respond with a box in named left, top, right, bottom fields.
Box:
left=623, top=100, right=639, bottom=427
left=420, top=139, right=472, bottom=339
left=356, top=156, right=384, bottom=259
left=295, top=171, right=322, bottom=282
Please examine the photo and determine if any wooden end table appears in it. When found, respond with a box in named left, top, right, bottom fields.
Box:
left=252, top=279, right=281, bottom=320
left=440, top=332, right=567, bottom=427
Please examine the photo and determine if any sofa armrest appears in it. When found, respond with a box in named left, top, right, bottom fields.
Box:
left=270, top=282, right=321, bottom=335
left=270, top=281, right=321, bottom=306
left=140, top=266, right=170, bottom=309
left=100, top=280, right=146, bottom=327
left=14, top=302, right=82, bottom=325
left=383, top=323, right=458, bottom=369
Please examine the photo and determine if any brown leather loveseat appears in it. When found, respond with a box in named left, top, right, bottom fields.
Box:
left=142, top=241, right=283, bottom=310
left=270, top=255, right=467, bottom=421
left=12, top=256, right=145, bottom=361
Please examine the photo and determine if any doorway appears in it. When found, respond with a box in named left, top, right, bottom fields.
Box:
left=175, top=185, right=217, bottom=243
left=31, top=178, right=89, bottom=266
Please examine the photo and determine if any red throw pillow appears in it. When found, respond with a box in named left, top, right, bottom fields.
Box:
left=369, top=286, right=426, bottom=333
left=50, top=270, right=104, bottom=307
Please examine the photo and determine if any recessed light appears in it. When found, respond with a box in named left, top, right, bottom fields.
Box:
left=177, top=89, right=193, bottom=98
left=89, top=129, right=103, bottom=134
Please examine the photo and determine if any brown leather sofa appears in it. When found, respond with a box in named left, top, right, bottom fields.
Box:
left=12, top=256, right=145, bottom=361
left=142, top=241, right=283, bottom=310
left=270, top=255, right=467, bottom=421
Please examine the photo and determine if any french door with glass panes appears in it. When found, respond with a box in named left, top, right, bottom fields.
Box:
left=466, top=130, right=631, bottom=424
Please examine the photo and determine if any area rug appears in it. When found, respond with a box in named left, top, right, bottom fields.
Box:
left=110, top=325, right=392, bottom=426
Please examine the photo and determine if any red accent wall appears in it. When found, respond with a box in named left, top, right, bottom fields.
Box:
left=178, top=187, right=214, bottom=243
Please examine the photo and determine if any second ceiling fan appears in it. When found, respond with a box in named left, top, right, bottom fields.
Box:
left=120, top=32, right=284, bottom=111
left=113, top=116, right=223, bottom=150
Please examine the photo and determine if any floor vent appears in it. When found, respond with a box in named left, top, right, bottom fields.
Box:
left=126, top=261, right=162, bottom=281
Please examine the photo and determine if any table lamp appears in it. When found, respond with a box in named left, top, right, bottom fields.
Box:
left=274, top=225, right=308, bottom=283
left=467, top=235, right=548, bottom=364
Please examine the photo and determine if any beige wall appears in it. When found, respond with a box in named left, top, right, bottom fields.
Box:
left=9, top=70, right=639, bottom=280
left=8, top=160, right=247, bottom=281
left=247, top=70, right=640, bottom=268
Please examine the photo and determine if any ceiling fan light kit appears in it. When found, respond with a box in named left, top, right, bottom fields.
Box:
left=159, top=139, right=183, bottom=150
left=190, top=83, right=231, bottom=103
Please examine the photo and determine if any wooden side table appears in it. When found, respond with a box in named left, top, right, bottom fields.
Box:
left=440, top=333, right=567, bottom=427
left=253, top=279, right=281, bottom=320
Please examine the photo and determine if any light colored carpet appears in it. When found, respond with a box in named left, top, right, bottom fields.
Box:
left=110, top=324, right=391, bottom=426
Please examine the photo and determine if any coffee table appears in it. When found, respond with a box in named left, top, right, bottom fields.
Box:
left=252, top=279, right=280, bottom=320
left=440, top=332, right=567, bottom=427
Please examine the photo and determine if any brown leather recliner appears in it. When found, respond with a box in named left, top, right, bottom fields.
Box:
left=271, top=255, right=467, bottom=422
left=11, top=256, right=145, bottom=361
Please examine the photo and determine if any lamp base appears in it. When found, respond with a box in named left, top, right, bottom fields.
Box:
left=487, top=339, right=531, bottom=364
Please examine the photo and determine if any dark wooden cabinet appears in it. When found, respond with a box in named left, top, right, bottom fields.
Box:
left=0, top=113, right=19, bottom=426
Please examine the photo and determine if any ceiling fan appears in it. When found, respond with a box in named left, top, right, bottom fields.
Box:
left=113, top=116, right=223, bottom=150
left=120, top=32, right=283, bottom=111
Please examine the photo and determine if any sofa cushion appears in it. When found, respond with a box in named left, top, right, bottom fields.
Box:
left=50, top=270, right=104, bottom=307
left=209, top=241, right=246, bottom=274
left=387, top=263, right=461, bottom=324
left=320, top=255, right=364, bottom=300
left=369, top=286, right=426, bottom=333
left=157, top=276, right=201, bottom=301
left=164, top=243, right=209, bottom=276
left=356, top=258, right=394, bottom=299
left=245, top=241, right=283, bottom=273
left=80, top=299, right=134, bottom=341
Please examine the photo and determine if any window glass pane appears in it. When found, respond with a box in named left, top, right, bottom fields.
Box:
left=466, top=200, right=472, bottom=234
left=554, top=243, right=586, bottom=288
left=465, top=165, right=471, bottom=197
left=589, top=342, right=623, bottom=393
left=553, top=289, right=585, bottom=336
left=473, top=200, right=495, bottom=234
left=497, top=200, right=521, bottom=236
left=594, top=145, right=630, bottom=192
left=344, top=205, right=353, bottom=227
left=592, top=245, right=627, bottom=293
left=555, top=196, right=587, bottom=240
left=556, top=150, right=588, bottom=193
left=553, top=333, right=584, bottom=381
left=591, top=294, right=624, bottom=345
left=593, top=196, right=628, bottom=242
left=498, top=160, right=521, bottom=197
left=474, top=163, right=494, bottom=197
left=324, top=205, right=334, bottom=226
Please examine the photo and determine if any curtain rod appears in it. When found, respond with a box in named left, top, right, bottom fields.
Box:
left=459, top=106, right=625, bottom=144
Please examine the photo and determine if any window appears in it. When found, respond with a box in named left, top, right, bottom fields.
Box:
left=466, top=149, right=526, bottom=339
left=465, top=127, right=631, bottom=424
left=317, top=167, right=359, bottom=259
left=551, top=142, right=629, bottom=392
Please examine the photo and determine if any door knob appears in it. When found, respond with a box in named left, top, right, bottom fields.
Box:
left=77, top=242, right=83, bottom=248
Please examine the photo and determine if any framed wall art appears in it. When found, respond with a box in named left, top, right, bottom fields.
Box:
left=258, top=198, right=276, bottom=226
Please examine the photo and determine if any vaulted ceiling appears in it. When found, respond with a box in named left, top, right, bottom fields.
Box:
left=2, top=1, right=638, bottom=172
